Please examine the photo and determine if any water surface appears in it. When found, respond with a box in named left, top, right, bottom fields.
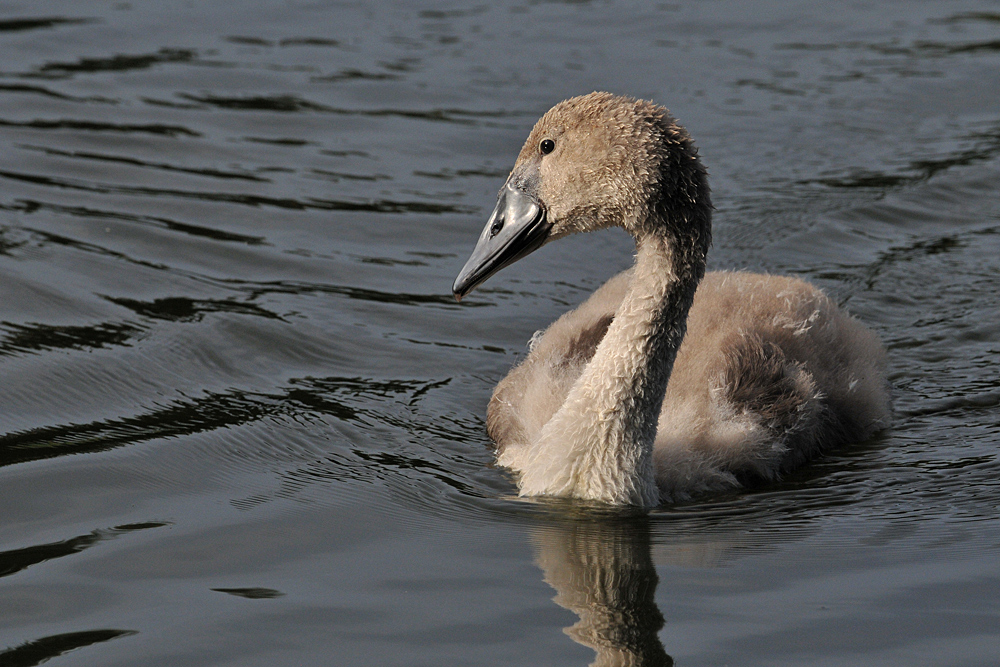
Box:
left=1, top=1, right=998, bottom=665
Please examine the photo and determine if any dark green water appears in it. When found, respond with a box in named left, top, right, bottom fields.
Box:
left=1, top=2, right=998, bottom=665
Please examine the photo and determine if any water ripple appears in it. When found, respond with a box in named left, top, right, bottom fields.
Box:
left=35, top=48, right=196, bottom=76
left=0, top=169, right=473, bottom=214
left=0, top=522, right=167, bottom=579
left=279, top=37, right=341, bottom=48
left=175, top=93, right=527, bottom=124
left=208, top=278, right=467, bottom=308
left=0, top=84, right=115, bottom=104
left=310, top=69, right=402, bottom=82
left=0, top=630, right=137, bottom=666
left=0, top=321, right=144, bottom=358
left=0, top=376, right=455, bottom=468
left=178, top=93, right=329, bottom=113
left=10, top=200, right=268, bottom=245
left=211, top=587, right=284, bottom=599
left=804, top=122, right=1000, bottom=190
left=0, top=17, right=93, bottom=33
left=18, top=145, right=268, bottom=182
left=105, top=296, right=284, bottom=323
left=0, top=118, right=199, bottom=137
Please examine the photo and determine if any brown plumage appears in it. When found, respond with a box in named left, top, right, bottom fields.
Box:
left=454, top=93, right=891, bottom=505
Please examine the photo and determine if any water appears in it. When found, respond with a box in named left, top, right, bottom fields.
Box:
left=1, top=1, right=998, bottom=665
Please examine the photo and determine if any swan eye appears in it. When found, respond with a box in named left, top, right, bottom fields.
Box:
left=490, top=220, right=503, bottom=237
left=539, top=139, right=555, bottom=155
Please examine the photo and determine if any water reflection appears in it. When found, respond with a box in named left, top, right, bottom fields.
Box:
left=532, top=514, right=673, bottom=667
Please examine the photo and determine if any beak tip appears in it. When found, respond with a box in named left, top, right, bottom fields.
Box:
left=451, top=277, right=467, bottom=302
left=451, top=181, right=548, bottom=306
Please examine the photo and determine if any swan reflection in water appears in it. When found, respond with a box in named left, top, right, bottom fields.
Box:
left=531, top=514, right=673, bottom=667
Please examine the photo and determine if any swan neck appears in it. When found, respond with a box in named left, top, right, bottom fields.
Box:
left=603, top=228, right=705, bottom=444
left=524, top=226, right=705, bottom=506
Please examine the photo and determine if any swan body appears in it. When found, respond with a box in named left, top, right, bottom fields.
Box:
left=453, top=92, right=890, bottom=506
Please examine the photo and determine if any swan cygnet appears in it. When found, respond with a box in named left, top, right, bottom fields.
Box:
left=453, top=92, right=891, bottom=507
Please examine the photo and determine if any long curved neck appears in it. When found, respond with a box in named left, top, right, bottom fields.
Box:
left=515, top=223, right=707, bottom=506
left=600, top=231, right=702, bottom=453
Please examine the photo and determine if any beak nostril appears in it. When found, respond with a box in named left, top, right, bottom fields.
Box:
left=454, top=175, right=548, bottom=297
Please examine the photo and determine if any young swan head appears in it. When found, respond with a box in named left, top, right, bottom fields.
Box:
left=453, top=91, right=710, bottom=299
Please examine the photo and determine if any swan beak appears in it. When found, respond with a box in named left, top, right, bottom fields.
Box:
left=452, top=181, right=550, bottom=300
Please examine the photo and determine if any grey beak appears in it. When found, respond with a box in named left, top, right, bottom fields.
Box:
left=453, top=180, right=550, bottom=300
